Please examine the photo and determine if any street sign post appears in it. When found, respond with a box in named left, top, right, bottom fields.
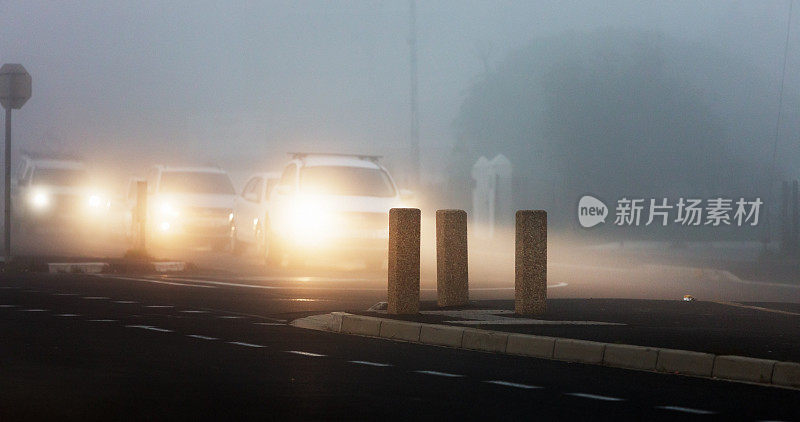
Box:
left=0, top=64, right=32, bottom=261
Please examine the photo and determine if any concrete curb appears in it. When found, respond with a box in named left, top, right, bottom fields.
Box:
left=46, top=261, right=189, bottom=274
left=48, top=262, right=110, bottom=274
left=297, top=312, right=800, bottom=390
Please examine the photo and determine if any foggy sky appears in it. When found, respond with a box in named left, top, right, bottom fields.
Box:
left=1, top=1, right=798, bottom=186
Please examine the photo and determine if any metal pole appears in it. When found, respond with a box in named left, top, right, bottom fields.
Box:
left=4, top=107, right=11, bottom=260
left=408, top=0, right=420, bottom=188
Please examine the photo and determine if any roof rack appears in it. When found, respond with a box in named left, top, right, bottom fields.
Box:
left=288, top=152, right=382, bottom=163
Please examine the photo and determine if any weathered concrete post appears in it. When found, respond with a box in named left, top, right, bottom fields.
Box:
left=515, top=210, right=547, bottom=315
left=436, top=209, right=468, bottom=307
left=388, top=208, right=420, bottom=314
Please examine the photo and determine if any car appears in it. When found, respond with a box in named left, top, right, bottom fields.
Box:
left=13, top=153, right=111, bottom=233
left=144, top=165, right=236, bottom=249
left=263, top=152, right=404, bottom=268
left=230, top=172, right=280, bottom=255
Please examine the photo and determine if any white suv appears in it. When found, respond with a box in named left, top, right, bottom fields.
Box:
left=145, top=165, right=236, bottom=249
left=264, top=153, right=403, bottom=268
left=13, top=154, right=111, bottom=232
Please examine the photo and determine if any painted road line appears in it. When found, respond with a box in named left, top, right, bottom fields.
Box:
left=470, top=282, right=568, bottom=290
left=95, top=275, right=216, bottom=289
left=484, top=380, right=541, bottom=389
left=83, top=296, right=111, bottom=300
left=187, top=334, right=218, bottom=341
left=19, top=308, right=48, bottom=312
left=254, top=322, right=287, bottom=326
left=55, top=313, right=80, bottom=317
left=113, top=300, right=137, bottom=304
left=180, top=310, right=209, bottom=314
left=54, top=293, right=78, bottom=296
left=565, top=393, right=625, bottom=402
left=349, top=361, right=392, bottom=367
left=218, top=315, right=243, bottom=319
left=655, top=406, right=717, bottom=415
left=228, top=341, right=266, bottom=348
left=286, top=350, right=326, bottom=357
left=89, top=319, right=117, bottom=322
left=0, top=304, right=16, bottom=308
left=413, top=370, right=464, bottom=378
left=146, top=305, right=174, bottom=309
left=126, top=325, right=173, bottom=333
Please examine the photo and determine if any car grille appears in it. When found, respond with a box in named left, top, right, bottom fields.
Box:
left=337, top=212, right=388, bottom=230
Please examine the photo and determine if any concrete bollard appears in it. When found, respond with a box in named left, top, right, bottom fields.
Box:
left=436, top=209, right=468, bottom=307
left=388, top=208, right=420, bottom=314
left=515, top=210, right=547, bottom=315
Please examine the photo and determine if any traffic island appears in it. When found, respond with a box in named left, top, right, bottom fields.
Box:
left=291, top=298, right=800, bottom=389
left=0, top=255, right=196, bottom=275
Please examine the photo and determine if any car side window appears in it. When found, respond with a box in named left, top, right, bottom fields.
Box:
left=244, top=177, right=262, bottom=202
left=279, top=164, right=296, bottom=187
left=20, top=167, right=33, bottom=186
left=252, top=178, right=264, bottom=202
left=264, top=179, right=278, bottom=201
left=241, top=177, right=257, bottom=197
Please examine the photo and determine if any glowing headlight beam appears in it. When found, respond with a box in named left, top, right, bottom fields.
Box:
left=31, top=191, right=49, bottom=209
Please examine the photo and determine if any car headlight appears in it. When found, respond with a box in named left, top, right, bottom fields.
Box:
left=290, top=197, right=332, bottom=239
left=30, top=190, right=49, bottom=209
left=158, top=201, right=180, bottom=218
left=87, top=193, right=111, bottom=211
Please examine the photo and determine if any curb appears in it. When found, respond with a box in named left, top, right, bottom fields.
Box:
left=46, top=261, right=189, bottom=274
left=299, top=312, right=800, bottom=390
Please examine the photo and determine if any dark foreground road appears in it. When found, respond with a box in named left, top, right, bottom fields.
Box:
left=1, top=272, right=798, bottom=421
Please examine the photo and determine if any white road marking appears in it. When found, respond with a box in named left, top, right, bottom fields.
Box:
left=655, top=406, right=716, bottom=415
left=82, top=296, right=110, bottom=300
left=484, top=380, right=541, bottom=389
left=187, top=334, right=218, bottom=340
left=20, top=308, right=48, bottom=312
left=54, top=293, right=78, bottom=296
left=349, top=360, right=392, bottom=367
left=254, top=322, right=286, bottom=326
left=126, top=325, right=173, bottom=333
left=146, top=305, right=174, bottom=308
left=413, top=370, right=463, bottom=378
left=55, top=313, right=80, bottom=317
left=228, top=341, right=266, bottom=348
left=218, top=315, right=242, bottom=319
left=0, top=304, right=16, bottom=308
left=566, top=393, right=625, bottom=402
left=95, top=275, right=216, bottom=289
left=113, top=300, right=137, bottom=304
left=470, top=282, right=568, bottom=290
left=180, top=310, right=208, bottom=314
left=89, top=319, right=117, bottom=322
left=286, top=350, right=326, bottom=357
left=0, top=286, right=19, bottom=289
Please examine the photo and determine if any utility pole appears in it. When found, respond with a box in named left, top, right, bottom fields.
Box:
left=408, top=0, right=420, bottom=188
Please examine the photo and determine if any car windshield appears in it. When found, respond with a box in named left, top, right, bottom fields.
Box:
left=159, top=171, right=235, bottom=195
left=300, top=166, right=396, bottom=197
left=32, top=168, right=87, bottom=187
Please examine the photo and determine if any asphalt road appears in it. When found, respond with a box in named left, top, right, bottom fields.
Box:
left=1, top=272, right=799, bottom=421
